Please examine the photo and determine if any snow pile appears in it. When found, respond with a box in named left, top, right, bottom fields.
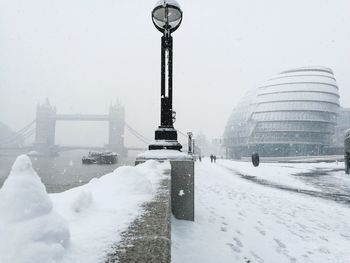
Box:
left=172, top=160, right=350, bottom=263
left=0, top=156, right=168, bottom=263
left=71, top=191, right=93, bottom=213
left=0, top=155, right=70, bottom=263
left=50, top=160, right=166, bottom=263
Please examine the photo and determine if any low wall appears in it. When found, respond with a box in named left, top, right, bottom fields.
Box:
left=105, top=168, right=171, bottom=263
left=106, top=157, right=195, bottom=262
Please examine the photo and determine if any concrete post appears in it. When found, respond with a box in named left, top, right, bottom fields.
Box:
left=135, top=151, right=195, bottom=221
left=170, top=160, right=194, bottom=221
left=187, top=132, right=193, bottom=154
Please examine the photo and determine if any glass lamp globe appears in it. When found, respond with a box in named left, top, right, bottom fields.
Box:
left=152, top=0, right=183, bottom=33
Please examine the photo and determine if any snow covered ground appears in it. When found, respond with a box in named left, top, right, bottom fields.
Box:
left=2, top=155, right=350, bottom=263
left=219, top=160, right=321, bottom=191
left=0, top=155, right=168, bottom=263
left=172, top=159, right=350, bottom=263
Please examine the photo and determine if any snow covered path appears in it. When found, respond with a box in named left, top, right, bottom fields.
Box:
left=219, top=160, right=350, bottom=205
left=172, top=159, right=350, bottom=263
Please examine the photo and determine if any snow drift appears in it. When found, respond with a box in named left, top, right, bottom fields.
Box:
left=0, top=155, right=70, bottom=263
left=0, top=155, right=167, bottom=263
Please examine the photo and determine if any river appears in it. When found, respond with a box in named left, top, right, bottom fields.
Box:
left=0, top=150, right=138, bottom=193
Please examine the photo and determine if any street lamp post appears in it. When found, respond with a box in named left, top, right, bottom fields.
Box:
left=149, top=0, right=183, bottom=151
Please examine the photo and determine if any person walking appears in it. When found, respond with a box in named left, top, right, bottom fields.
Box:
left=213, top=155, right=216, bottom=163
left=210, top=154, right=213, bottom=163
left=252, top=152, right=260, bottom=167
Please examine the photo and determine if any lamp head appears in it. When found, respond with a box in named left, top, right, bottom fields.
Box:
left=152, top=0, right=182, bottom=34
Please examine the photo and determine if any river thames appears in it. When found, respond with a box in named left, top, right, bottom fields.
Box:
left=0, top=150, right=138, bottom=193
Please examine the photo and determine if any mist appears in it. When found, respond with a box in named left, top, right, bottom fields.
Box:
left=1, top=0, right=350, bottom=147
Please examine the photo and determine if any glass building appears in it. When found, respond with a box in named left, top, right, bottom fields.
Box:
left=332, top=107, right=350, bottom=152
left=224, top=67, right=340, bottom=158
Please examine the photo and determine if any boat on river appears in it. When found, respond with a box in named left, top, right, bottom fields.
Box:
left=82, top=151, right=118, bottom=165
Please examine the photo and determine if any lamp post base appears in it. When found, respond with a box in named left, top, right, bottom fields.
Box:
left=149, top=127, right=182, bottom=151
left=148, top=141, right=182, bottom=151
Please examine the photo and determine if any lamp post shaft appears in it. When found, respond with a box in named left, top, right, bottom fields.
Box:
left=149, top=33, right=181, bottom=150
left=161, top=35, right=173, bottom=127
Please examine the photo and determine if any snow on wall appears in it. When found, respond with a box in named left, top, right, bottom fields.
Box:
left=0, top=155, right=168, bottom=263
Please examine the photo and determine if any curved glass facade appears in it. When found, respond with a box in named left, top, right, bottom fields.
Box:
left=224, top=67, right=340, bottom=158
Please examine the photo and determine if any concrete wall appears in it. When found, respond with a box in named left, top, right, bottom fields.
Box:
left=106, top=169, right=171, bottom=263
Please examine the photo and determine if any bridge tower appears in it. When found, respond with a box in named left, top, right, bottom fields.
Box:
left=34, top=98, right=56, bottom=149
left=107, top=102, right=126, bottom=155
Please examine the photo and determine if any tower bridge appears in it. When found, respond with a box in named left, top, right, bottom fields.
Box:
left=54, top=114, right=110, bottom=121
left=0, top=99, right=149, bottom=156
left=35, top=100, right=126, bottom=155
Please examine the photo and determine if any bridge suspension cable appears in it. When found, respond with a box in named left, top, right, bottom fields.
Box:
left=21, top=128, right=35, bottom=140
left=177, top=129, right=189, bottom=138
left=0, top=120, right=35, bottom=146
left=0, top=128, right=35, bottom=146
left=124, top=122, right=190, bottom=145
left=0, top=118, right=191, bottom=149
left=124, top=123, right=152, bottom=145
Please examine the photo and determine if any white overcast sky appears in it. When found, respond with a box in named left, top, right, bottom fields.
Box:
left=1, top=0, right=350, bottom=147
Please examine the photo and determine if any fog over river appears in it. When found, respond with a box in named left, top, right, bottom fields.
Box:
left=0, top=150, right=137, bottom=193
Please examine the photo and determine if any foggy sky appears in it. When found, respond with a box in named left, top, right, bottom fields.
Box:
left=1, top=0, right=350, bottom=147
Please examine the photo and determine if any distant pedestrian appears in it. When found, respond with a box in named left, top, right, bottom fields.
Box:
left=213, top=155, right=216, bottom=163
left=252, top=152, right=260, bottom=167
left=210, top=154, right=213, bottom=163
left=199, top=155, right=202, bottom=162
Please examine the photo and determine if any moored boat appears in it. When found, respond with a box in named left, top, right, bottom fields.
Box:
left=82, top=151, right=118, bottom=165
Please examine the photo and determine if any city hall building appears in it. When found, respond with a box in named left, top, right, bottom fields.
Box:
left=223, top=67, right=344, bottom=158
